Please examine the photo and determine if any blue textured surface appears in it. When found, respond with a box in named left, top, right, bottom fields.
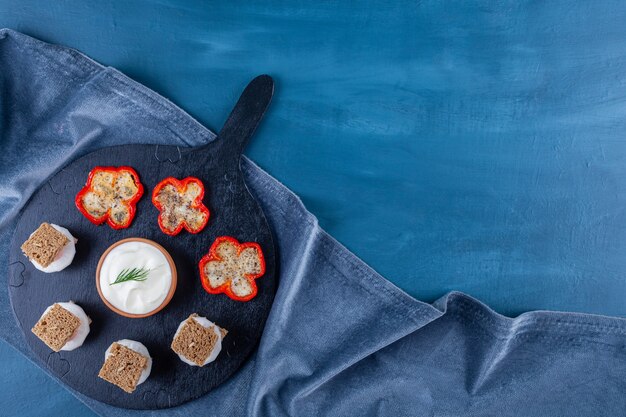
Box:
left=1, top=1, right=626, bottom=416
left=0, top=342, right=94, bottom=417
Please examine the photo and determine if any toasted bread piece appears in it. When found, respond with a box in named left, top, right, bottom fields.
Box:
left=31, top=304, right=81, bottom=351
left=171, top=314, right=227, bottom=366
left=98, top=343, right=148, bottom=393
left=21, top=223, right=69, bottom=268
left=219, top=327, right=228, bottom=338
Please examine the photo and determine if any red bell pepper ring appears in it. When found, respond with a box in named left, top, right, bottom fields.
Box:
left=151, top=176, right=210, bottom=236
left=198, top=236, right=266, bottom=302
left=75, top=166, right=144, bottom=230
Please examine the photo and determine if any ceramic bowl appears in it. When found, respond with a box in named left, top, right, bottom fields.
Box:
left=96, top=237, right=177, bottom=318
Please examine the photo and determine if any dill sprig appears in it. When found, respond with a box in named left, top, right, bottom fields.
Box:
left=110, top=267, right=151, bottom=285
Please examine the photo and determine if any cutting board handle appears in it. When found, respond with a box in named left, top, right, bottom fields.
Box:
left=214, top=74, right=274, bottom=162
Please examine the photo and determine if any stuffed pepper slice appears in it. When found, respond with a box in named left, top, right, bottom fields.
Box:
left=152, top=176, right=210, bottom=236
left=199, top=236, right=265, bottom=302
left=75, top=166, right=144, bottom=229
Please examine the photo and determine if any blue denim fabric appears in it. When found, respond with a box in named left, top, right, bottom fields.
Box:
left=0, top=29, right=625, bottom=416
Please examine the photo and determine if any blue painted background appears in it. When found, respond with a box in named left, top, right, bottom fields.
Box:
left=2, top=1, right=626, bottom=416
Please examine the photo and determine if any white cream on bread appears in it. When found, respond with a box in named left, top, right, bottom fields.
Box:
left=40, top=301, right=90, bottom=351
left=105, top=339, right=152, bottom=384
left=173, top=315, right=223, bottom=366
left=30, top=224, right=77, bottom=273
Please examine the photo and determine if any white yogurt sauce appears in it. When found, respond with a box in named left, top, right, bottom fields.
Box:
left=31, top=224, right=77, bottom=273
left=105, top=339, right=152, bottom=384
left=99, top=241, right=172, bottom=315
left=41, top=301, right=90, bottom=351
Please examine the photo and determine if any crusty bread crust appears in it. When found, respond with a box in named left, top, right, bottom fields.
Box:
left=171, top=314, right=227, bottom=366
left=31, top=303, right=80, bottom=352
left=98, top=343, right=148, bottom=393
left=21, top=223, right=69, bottom=268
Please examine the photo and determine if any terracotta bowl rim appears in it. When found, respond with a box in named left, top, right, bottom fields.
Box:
left=96, top=237, right=177, bottom=319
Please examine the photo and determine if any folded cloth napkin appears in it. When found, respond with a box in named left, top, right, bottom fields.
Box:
left=1, top=29, right=625, bottom=416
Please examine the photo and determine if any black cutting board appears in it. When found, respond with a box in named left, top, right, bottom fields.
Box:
left=7, top=75, right=277, bottom=409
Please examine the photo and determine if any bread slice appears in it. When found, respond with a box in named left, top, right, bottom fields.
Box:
left=31, top=304, right=81, bottom=352
left=171, top=314, right=227, bottom=366
left=21, top=223, right=69, bottom=268
left=98, top=343, right=148, bottom=393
